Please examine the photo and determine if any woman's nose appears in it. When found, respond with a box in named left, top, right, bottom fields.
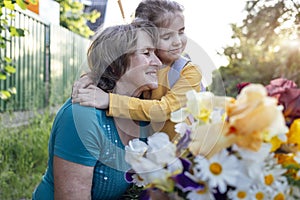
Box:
left=151, top=53, right=162, bottom=66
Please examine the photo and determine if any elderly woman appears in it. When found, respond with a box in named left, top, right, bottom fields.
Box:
left=32, top=20, right=161, bottom=200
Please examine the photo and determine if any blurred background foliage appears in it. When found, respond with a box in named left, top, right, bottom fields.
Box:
left=0, top=0, right=99, bottom=100
left=209, top=0, right=300, bottom=97
left=55, top=0, right=100, bottom=38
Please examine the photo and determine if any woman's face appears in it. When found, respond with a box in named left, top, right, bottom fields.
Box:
left=156, top=12, right=187, bottom=65
left=117, top=31, right=162, bottom=97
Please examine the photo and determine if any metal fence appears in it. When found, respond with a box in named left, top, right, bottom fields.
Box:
left=0, top=9, right=90, bottom=112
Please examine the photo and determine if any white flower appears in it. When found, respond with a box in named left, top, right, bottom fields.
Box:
left=263, top=105, right=289, bottom=141
left=138, top=167, right=172, bottom=187
left=261, top=162, right=288, bottom=192
left=131, top=173, right=148, bottom=187
left=171, top=90, right=229, bottom=123
left=270, top=191, right=286, bottom=200
left=247, top=184, right=271, bottom=200
left=186, top=186, right=215, bottom=200
left=174, top=122, right=191, bottom=137
left=125, top=132, right=183, bottom=191
left=183, top=173, right=215, bottom=200
left=186, top=91, right=214, bottom=122
left=294, top=151, right=300, bottom=163
left=193, top=149, right=240, bottom=193
left=125, top=138, right=148, bottom=162
left=233, top=143, right=271, bottom=180
left=146, top=132, right=178, bottom=166
left=147, top=132, right=171, bottom=149
left=227, top=187, right=253, bottom=200
left=210, top=108, right=225, bottom=123
left=234, top=143, right=271, bottom=162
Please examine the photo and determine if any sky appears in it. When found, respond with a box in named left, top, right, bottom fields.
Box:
left=103, top=0, right=246, bottom=85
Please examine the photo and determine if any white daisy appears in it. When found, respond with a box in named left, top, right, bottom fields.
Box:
left=261, top=163, right=288, bottom=192
left=270, top=191, right=286, bottom=200
left=227, top=187, right=252, bottom=200
left=293, top=152, right=300, bottom=163
left=232, top=143, right=271, bottom=182
left=186, top=182, right=215, bottom=200
left=248, top=184, right=271, bottom=200
left=193, top=149, right=240, bottom=194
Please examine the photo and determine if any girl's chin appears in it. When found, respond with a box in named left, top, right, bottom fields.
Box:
left=143, top=82, right=158, bottom=90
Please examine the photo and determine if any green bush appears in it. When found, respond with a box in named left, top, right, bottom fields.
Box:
left=0, top=111, right=54, bottom=200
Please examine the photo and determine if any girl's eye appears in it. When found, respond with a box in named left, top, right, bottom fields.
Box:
left=179, top=28, right=185, bottom=35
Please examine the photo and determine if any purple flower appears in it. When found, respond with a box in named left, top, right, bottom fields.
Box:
left=176, top=128, right=191, bottom=154
left=125, top=170, right=135, bottom=183
left=172, top=158, right=204, bottom=193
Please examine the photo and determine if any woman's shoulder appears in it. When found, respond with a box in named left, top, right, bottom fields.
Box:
left=55, top=98, right=107, bottom=131
left=58, top=98, right=104, bottom=117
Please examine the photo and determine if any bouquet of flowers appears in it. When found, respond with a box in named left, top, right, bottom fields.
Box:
left=125, top=80, right=300, bottom=200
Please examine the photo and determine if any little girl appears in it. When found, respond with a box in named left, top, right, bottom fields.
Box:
left=72, top=0, right=202, bottom=141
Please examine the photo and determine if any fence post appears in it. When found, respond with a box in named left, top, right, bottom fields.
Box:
left=44, top=25, right=51, bottom=107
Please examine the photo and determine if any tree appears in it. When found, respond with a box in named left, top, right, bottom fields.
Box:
left=0, top=0, right=100, bottom=100
left=210, top=0, right=300, bottom=97
left=0, top=0, right=35, bottom=100
left=55, top=0, right=100, bottom=38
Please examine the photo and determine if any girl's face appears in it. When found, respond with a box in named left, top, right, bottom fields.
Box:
left=156, top=12, right=187, bottom=65
left=117, top=31, right=162, bottom=97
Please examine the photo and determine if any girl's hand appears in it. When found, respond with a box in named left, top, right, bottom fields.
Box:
left=72, top=75, right=109, bottom=109
left=72, top=75, right=94, bottom=98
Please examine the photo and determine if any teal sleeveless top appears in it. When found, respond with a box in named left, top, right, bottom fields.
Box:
left=32, top=98, right=135, bottom=200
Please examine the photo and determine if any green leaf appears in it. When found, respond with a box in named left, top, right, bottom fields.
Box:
left=4, top=57, right=12, bottom=63
left=8, top=87, right=17, bottom=94
left=4, top=0, right=15, bottom=10
left=0, top=19, right=8, bottom=26
left=27, top=0, right=38, bottom=5
left=0, top=73, right=6, bottom=80
left=8, top=13, right=16, bottom=18
left=0, top=90, right=11, bottom=100
left=0, top=43, right=6, bottom=48
left=9, top=27, right=25, bottom=37
left=5, top=66, right=16, bottom=73
left=16, top=0, right=28, bottom=10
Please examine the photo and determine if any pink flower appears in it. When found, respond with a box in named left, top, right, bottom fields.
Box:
left=236, top=82, right=251, bottom=94
left=278, top=88, right=300, bottom=120
left=265, top=78, right=297, bottom=99
left=265, top=78, right=300, bottom=121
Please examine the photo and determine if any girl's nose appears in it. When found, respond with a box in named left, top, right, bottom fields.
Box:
left=172, top=34, right=182, bottom=46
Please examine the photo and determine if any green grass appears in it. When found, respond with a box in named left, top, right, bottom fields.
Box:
left=0, top=111, right=54, bottom=200
left=0, top=108, right=143, bottom=199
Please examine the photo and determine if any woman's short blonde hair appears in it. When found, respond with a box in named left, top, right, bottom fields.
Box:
left=87, top=19, right=158, bottom=92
